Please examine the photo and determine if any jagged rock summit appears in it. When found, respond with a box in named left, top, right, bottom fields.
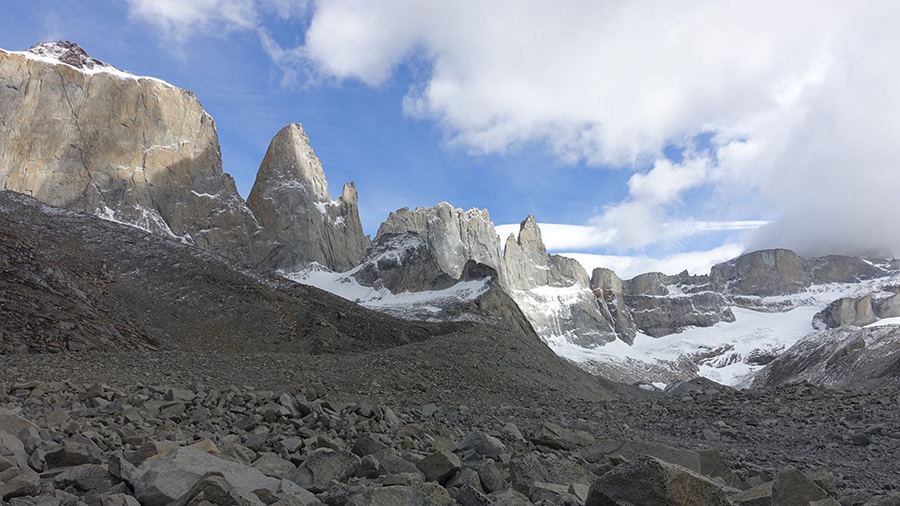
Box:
left=376, top=202, right=504, bottom=282
left=248, top=123, right=368, bottom=272
left=0, top=41, right=262, bottom=263
left=0, top=42, right=369, bottom=273
left=502, top=215, right=617, bottom=347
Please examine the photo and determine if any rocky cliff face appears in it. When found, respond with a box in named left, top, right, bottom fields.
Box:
left=247, top=123, right=368, bottom=272
left=502, top=216, right=616, bottom=347
left=0, top=42, right=262, bottom=263
left=711, top=249, right=891, bottom=298
left=376, top=203, right=504, bottom=282
left=350, top=233, right=456, bottom=293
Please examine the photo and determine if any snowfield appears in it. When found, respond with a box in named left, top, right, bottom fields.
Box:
left=556, top=276, right=900, bottom=387
left=283, top=264, right=490, bottom=322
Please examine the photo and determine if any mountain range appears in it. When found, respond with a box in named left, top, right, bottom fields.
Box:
left=3, top=41, right=900, bottom=391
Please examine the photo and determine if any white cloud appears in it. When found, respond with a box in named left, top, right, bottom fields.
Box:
left=561, top=244, right=746, bottom=280
left=125, top=0, right=260, bottom=38
left=127, top=0, right=900, bottom=258
left=495, top=220, right=766, bottom=253
left=292, top=1, right=900, bottom=257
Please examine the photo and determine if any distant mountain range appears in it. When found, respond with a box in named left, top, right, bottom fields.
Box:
left=3, top=41, right=899, bottom=389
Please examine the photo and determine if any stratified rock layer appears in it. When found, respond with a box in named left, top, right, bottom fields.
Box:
left=248, top=123, right=368, bottom=272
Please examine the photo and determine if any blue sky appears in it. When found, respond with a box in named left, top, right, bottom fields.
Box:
left=3, top=1, right=898, bottom=277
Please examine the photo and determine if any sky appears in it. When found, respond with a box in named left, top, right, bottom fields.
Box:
left=2, top=1, right=899, bottom=279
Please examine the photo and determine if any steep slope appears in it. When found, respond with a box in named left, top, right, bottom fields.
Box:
left=751, top=324, right=900, bottom=389
left=0, top=42, right=262, bottom=263
left=0, top=191, right=446, bottom=355
left=248, top=123, right=368, bottom=272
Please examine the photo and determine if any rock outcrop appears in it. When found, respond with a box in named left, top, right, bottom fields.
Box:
left=623, top=271, right=735, bottom=338
left=751, top=325, right=900, bottom=389
left=350, top=233, right=456, bottom=293
left=813, top=288, right=900, bottom=329
left=0, top=42, right=262, bottom=263
left=248, top=123, right=368, bottom=272
left=502, top=216, right=616, bottom=347
left=711, top=249, right=891, bottom=297
left=376, top=203, right=504, bottom=282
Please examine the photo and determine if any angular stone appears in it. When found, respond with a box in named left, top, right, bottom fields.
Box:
left=0, top=467, right=40, bottom=501
left=477, top=461, right=506, bottom=494
left=586, top=455, right=731, bottom=506
left=251, top=453, right=297, bottom=480
left=457, top=431, right=506, bottom=458
left=351, top=436, right=388, bottom=457
left=289, top=448, right=360, bottom=493
left=345, top=483, right=451, bottom=506
left=133, top=447, right=282, bottom=506
left=454, top=484, right=492, bottom=506
left=529, top=421, right=595, bottom=450
left=100, top=494, right=141, bottom=506
left=416, top=450, right=461, bottom=484
left=0, top=431, right=28, bottom=469
left=54, top=465, right=118, bottom=494
left=771, top=466, right=830, bottom=506
left=510, top=454, right=595, bottom=495
left=0, top=408, right=39, bottom=442
left=45, top=440, right=103, bottom=469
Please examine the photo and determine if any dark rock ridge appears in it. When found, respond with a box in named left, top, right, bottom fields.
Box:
left=0, top=191, right=447, bottom=356
left=248, top=123, right=368, bottom=273
left=0, top=42, right=365, bottom=272
left=752, top=325, right=900, bottom=389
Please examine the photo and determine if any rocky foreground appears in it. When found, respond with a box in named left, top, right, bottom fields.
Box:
left=1, top=367, right=899, bottom=506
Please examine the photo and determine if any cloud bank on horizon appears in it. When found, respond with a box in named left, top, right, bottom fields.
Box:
left=126, top=0, right=900, bottom=263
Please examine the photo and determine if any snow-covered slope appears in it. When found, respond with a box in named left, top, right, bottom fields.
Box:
left=284, top=263, right=490, bottom=322
left=561, top=275, right=900, bottom=386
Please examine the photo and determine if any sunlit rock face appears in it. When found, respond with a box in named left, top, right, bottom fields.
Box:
left=248, top=123, right=368, bottom=272
left=502, top=215, right=617, bottom=348
left=376, top=202, right=505, bottom=282
left=0, top=42, right=262, bottom=263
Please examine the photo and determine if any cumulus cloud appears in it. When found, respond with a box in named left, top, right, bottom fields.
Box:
left=292, top=1, right=900, bottom=257
left=127, top=0, right=900, bottom=257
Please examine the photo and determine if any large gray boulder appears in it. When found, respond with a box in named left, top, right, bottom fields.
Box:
left=0, top=42, right=262, bottom=264
left=585, top=455, right=731, bottom=506
left=132, top=447, right=283, bottom=506
left=289, top=448, right=360, bottom=493
left=247, top=123, right=368, bottom=272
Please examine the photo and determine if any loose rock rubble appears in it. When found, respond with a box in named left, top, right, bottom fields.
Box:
left=1, top=380, right=899, bottom=506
